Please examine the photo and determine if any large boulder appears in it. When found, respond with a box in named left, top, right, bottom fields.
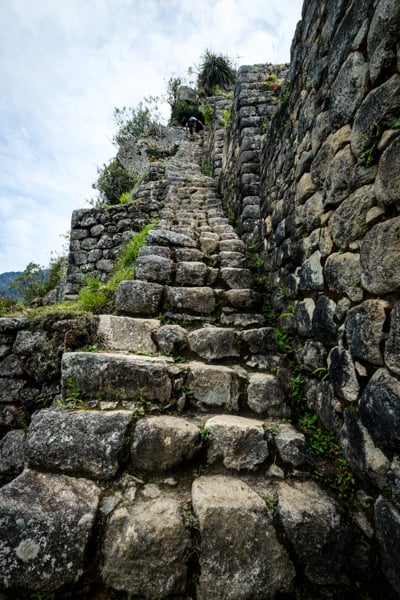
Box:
left=192, top=475, right=295, bottom=599
left=26, top=409, right=132, bottom=479
left=102, top=493, right=190, bottom=596
left=277, top=480, right=350, bottom=586
left=0, top=469, right=100, bottom=590
left=131, top=416, right=201, bottom=471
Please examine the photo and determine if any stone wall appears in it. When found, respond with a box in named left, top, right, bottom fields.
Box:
left=63, top=162, right=166, bottom=300
left=218, top=0, right=400, bottom=593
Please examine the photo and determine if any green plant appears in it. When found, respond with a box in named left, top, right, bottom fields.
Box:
left=119, top=192, right=131, bottom=204
left=356, top=219, right=369, bottom=234
left=275, top=328, right=293, bottom=353
left=10, top=257, right=65, bottom=305
left=312, top=367, right=329, bottom=382
left=220, top=106, right=232, bottom=128
left=390, top=118, right=400, bottom=128
left=93, top=158, right=139, bottom=205
left=201, top=101, right=215, bottom=124
left=200, top=428, right=211, bottom=442
left=30, top=592, right=55, bottom=600
left=359, top=123, right=382, bottom=166
left=198, top=49, right=236, bottom=96
left=264, top=496, right=278, bottom=515
left=112, top=99, right=161, bottom=147
left=201, top=154, right=213, bottom=177
left=57, top=377, right=83, bottom=409
left=79, top=277, right=112, bottom=313
left=289, top=372, right=307, bottom=414
left=261, top=121, right=268, bottom=134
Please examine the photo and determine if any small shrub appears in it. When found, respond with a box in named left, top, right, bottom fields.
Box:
left=198, top=49, right=236, bottom=96
left=201, top=101, right=214, bottom=124
left=119, top=192, right=131, bottom=204
left=93, top=158, right=139, bottom=205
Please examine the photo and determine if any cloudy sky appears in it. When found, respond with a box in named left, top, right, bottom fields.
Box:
left=0, top=0, right=303, bottom=274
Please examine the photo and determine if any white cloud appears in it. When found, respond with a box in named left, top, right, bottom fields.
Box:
left=0, top=0, right=302, bottom=273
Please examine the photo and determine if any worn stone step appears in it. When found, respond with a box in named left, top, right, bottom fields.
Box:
left=60, top=351, right=289, bottom=417
left=192, top=475, right=295, bottom=599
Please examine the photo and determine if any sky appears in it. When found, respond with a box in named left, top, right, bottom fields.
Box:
left=0, top=0, right=303, bottom=274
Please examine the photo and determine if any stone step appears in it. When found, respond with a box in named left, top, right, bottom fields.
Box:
left=20, top=409, right=312, bottom=482
left=114, top=279, right=263, bottom=321
left=60, top=351, right=290, bottom=417
left=96, top=315, right=282, bottom=367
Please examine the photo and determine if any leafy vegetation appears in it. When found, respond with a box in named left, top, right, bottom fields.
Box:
left=56, top=376, right=83, bottom=409
left=359, top=123, right=382, bottom=166
left=93, top=158, right=139, bottom=206
left=112, top=99, right=161, bottom=148
left=197, top=49, right=236, bottom=96
left=9, top=257, right=65, bottom=306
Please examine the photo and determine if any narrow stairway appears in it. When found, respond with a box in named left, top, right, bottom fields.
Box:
left=0, top=137, right=354, bottom=599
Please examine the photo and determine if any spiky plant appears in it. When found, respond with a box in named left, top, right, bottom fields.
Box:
left=198, top=50, right=235, bottom=96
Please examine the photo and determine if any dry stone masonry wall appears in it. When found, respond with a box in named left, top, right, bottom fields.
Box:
left=218, top=0, right=400, bottom=595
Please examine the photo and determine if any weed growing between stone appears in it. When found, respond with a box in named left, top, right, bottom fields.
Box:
left=56, top=377, right=83, bottom=409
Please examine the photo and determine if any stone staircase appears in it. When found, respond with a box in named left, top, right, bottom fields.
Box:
left=0, top=138, right=358, bottom=599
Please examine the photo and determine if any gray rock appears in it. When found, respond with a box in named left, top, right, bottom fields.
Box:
left=312, top=296, right=337, bottom=346
left=156, top=324, right=188, bottom=355
left=275, top=424, right=313, bottom=469
left=164, top=286, right=216, bottom=314
left=115, top=280, right=163, bottom=316
left=97, top=315, right=160, bottom=353
left=324, top=252, right=362, bottom=301
left=376, top=136, right=400, bottom=207
left=278, top=480, right=350, bottom=585
left=385, top=300, right=400, bottom=376
left=345, top=300, right=387, bottom=365
left=192, top=475, right=295, bottom=599
left=340, top=409, right=390, bottom=488
left=146, top=228, right=196, bottom=247
left=316, top=381, right=343, bottom=433
left=328, top=185, right=375, bottom=249
left=302, top=340, right=326, bottom=372
left=26, top=409, right=132, bottom=479
left=295, top=298, right=316, bottom=337
left=351, top=74, right=400, bottom=157
left=223, top=288, right=261, bottom=310
left=328, top=346, right=360, bottom=402
left=360, top=217, right=400, bottom=293
left=0, top=429, right=26, bottom=475
left=134, top=254, right=173, bottom=283
left=239, top=327, right=279, bottom=354
left=131, top=416, right=201, bottom=471
left=187, top=326, right=239, bottom=360
left=299, top=250, right=324, bottom=291
left=375, top=496, right=400, bottom=597
left=329, top=52, right=368, bottom=129
left=220, top=267, right=254, bottom=289
left=102, top=494, right=190, bottom=596
left=0, top=468, right=100, bottom=589
left=61, top=352, right=172, bottom=403
left=247, top=372, right=289, bottom=418
left=386, top=456, right=400, bottom=509
left=186, top=362, right=240, bottom=411
left=205, top=415, right=269, bottom=471
left=175, top=261, right=208, bottom=286
left=359, top=368, right=400, bottom=454
left=368, top=0, right=400, bottom=82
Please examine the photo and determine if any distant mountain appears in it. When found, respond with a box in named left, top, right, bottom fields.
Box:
left=0, top=271, right=22, bottom=299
